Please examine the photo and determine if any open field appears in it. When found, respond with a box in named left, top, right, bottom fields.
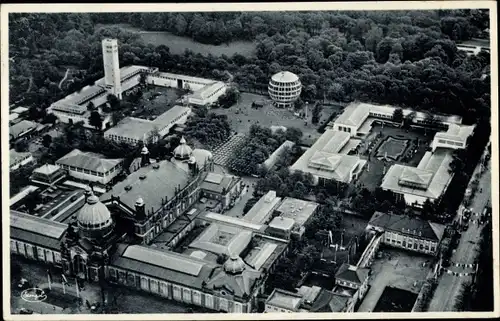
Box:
left=211, top=93, right=342, bottom=146
left=96, top=23, right=256, bottom=57
left=357, top=247, right=433, bottom=312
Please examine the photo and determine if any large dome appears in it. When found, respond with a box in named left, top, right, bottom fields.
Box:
left=271, top=71, right=299, bottom=83
left=174, top=137, right=193, bottom=160
left=223, top=255, right=247, bottom=274
left=77, top=194, right=113, bottom=230
left=268, top=71, right=302, bottom=108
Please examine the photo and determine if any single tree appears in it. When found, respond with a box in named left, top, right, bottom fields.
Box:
left=87, top=101, right=96, bottom=111
left=392, top=108, right=404, bottom=124
left=42, top=134, right=52, bottom=148
left=89, top=111, right=103, bottom=131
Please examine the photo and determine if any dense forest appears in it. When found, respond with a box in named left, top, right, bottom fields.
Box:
left=9, top=10, right=490, bottom=127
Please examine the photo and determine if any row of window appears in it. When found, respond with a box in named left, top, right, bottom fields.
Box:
left=109, top=267, right=244, bottom=312
left=58, top=163, right=121, bottom=178
left=268, top=85, right=302, bottom=92
left=265, top=305, right=293, bottom=313
left=336, top=279, right=359, bottom=289
left=384, top=232, right=437, bottom=252
left=337, top=126, right=353, bottom=133
left=437, top=139, right=464, bottom=147
left=153, top=75, right=210, bottom=87
left=269, top=80, right=301, bottom=87
left=11, top=240, right=62, bottom=264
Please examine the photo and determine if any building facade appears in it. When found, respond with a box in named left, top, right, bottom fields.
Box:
left=102, top=38, right=122, bottom=99
left=268, top=71, right=302, bottom=109
left=366, top=212, right=445, bottom=256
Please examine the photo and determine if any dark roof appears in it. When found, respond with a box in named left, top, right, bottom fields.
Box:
left=368, top=212, right=445, bottom=242
left=56, top=149, right=123, bottom=173
left=101, top=160, right=190, bottom=214
left=206, top=265, right=261, bottom=299
left=9, top=120, right=37, bottom=140
left=10, top=228, right=63, bottom=251
left=10, top=210, right=68, bottom=250
left=109, top=244, right=216, bottom=289
left=335, top=263, right=369, bottom=285
left=309, top=289, right=350, bottom=312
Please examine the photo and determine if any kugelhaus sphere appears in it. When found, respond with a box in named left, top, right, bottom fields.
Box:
left=268, top=71, right=302, bottom=108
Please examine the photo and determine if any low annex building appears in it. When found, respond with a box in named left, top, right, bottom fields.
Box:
left=290, top=129, right=366, bottom=184
left=10, top=149, right=34, bottom=171
left=56, top=149, right=124, bottom=186
left=365, top=211, right=445, bottom=256
left=265, top=285, right=354, bottom=313
left=104, top=105, right=192, bottom=145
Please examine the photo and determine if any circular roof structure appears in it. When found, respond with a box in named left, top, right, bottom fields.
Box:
left=271, top=71, right=299, bottom=83
left=77, top=193, right=113, bottom=230
left=223, top=255, right=246, bottom=274
left=141, top=146, right=149, bottom=154
left=174, top=136, right=193, bottom=160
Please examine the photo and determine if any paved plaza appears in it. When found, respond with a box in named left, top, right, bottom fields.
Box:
left=357, top=248, right=433, bottom=312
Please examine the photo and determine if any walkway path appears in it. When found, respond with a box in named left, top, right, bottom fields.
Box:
left=58, top=69, right=70, bottom=89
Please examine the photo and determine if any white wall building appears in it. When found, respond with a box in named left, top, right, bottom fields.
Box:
left=56, top=149, right=123, bottom=185
left=290, top=129, right=366, bottom=184
left=268, top=71, right=302, bottom=108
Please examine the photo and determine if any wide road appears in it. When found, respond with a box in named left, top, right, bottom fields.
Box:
left=428, top=157, right=491, bottom=312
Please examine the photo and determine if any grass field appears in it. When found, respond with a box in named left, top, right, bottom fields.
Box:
left=96, top=23, right=256, bottom=57
left=210, top=92, right=341, bottom=146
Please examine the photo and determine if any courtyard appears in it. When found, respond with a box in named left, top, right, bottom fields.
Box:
left=124, top=86, right=185, bottom=120
left=357, top=247, right=434, bottom=312
left=373, top=287, right=419, bottom=312
left=356, top=123, right=435, bottom=191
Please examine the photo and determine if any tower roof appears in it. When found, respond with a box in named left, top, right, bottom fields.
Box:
left=174, top=137, right=193, bottom=160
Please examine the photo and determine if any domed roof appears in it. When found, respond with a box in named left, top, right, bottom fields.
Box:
left=271, top=71, right=299, bottom=83
left=135, top=196, right=144, bottom=207
left=174, top=136, right=193, bottom=160
left=223, top=255, right=246, bottom=274
left=77, top=193, right=113, bottom=230
left=141, top=145, right=149, bottom=154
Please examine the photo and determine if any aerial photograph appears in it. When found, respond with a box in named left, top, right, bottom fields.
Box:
left=4, top=3, right=496, bottom=318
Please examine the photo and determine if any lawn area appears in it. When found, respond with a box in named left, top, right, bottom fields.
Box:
left=211, top=92, right=337, bottom=146
left=96, top=23, right=256, bottom=57
left=125, top=86, right=185, bottom=120
left=356, top=123, right=435, bottom=191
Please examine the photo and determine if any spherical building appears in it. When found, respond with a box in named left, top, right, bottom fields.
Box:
left=268, top=71, right=302, bottom=108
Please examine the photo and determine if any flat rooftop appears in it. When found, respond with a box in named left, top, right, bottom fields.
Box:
left=290, top=129, right=364, bottom=182
left=266, top=288, right=303, bottom=311
left=243, top=190, right=281, bottom=224
left=275, top=197, right=319, bottom=228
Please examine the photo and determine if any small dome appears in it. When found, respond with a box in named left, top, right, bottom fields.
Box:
left=174, top=136, right=193, bottom=160
left=77, top=193, right=112, bottom=230
left=188, top=155, right=196, bottom=164
left=223, top=255, right=246, bottom=274
left=141, top=146, right=149, bottom=154
left=135, top=196, right=144, bottom=207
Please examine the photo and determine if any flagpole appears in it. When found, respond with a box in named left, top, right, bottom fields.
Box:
left=47, top=270, right=52, bottom=290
